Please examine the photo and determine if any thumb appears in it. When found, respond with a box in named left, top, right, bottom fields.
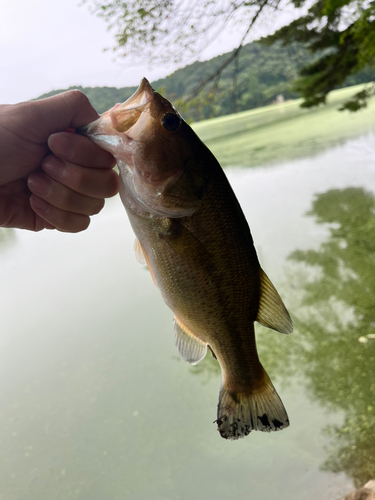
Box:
left=34, top=90, right=99, bottom=133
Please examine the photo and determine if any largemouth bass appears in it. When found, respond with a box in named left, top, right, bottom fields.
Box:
left=80, top=78, right=293, bottom=440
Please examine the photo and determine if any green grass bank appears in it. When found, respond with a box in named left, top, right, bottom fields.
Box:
left=192, top=84, right=375, bottom=168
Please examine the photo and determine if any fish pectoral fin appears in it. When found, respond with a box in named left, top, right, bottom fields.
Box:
left=174, top=316, right=207, bottom=365
left=134, top=238, right=147, bottom=265
left=256, top=268, right=293, bottom=334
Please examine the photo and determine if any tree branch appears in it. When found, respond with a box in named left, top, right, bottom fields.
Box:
left=185, top=0, right=273, bottom=101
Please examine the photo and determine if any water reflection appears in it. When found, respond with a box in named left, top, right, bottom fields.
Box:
left=288, top=187, right=375, bottom=487
left=0, top=227, right=16, bottom=249
left=190, top=187, right=375, bottom=486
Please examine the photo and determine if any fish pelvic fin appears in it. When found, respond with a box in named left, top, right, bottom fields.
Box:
left=174, top=316, right=207, bottom=365
left=133, top=238, right=159, bottom=287
left=216, top=370, right=289, bottom=440
left=256, top=268, right=293, bottom=334
left=134, top=238, right=147, bottom=265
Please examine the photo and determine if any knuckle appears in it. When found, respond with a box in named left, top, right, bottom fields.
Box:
left=60, top=188, right=75, bottom=207
left=71, top=167, right=87, bottom=192
left=41, top=203, right=90, bottom=233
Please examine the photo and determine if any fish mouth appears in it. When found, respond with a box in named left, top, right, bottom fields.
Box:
left=79, top=78, right=154, bottom=144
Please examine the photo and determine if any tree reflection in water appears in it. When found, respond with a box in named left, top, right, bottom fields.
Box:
left=289, top=187, right=375, bottom=487
left=190, top=187, right=375, bottom=486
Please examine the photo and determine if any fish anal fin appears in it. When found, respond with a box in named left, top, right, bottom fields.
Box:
left=134, top=238, right=147, bottom=265
left=256, top=268, right=293, bottom=334
left=174, top=316, right=207, bottom=365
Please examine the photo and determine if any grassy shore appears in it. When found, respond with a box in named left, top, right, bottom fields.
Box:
left=192, top=84, right=375, bottom=167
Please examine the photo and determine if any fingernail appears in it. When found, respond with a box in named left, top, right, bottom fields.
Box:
left=48, top=133, right=75, bottom=160
left=42, top=156, right=66, bottom=179
left=28, top=173, right=52, bottom=196
left=30, top=195, right=50, bottom=213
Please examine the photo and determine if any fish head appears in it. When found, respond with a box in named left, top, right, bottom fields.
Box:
left=80, top=78, right=207, bottom=218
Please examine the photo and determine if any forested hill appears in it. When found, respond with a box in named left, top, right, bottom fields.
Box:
left=37, top=41, right=375, bottom=122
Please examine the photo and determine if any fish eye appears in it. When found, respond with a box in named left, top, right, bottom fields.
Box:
left=161, top=113, right=180, bottom=132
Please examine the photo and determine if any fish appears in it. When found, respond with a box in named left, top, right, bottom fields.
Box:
left=79, top=78, right=293, bottom=440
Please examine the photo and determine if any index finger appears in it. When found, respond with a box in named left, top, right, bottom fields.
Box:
left=48, top=132, right=116, bottom=169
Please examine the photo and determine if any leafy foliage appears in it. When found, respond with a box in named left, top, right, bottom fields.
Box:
left=86, top=0, right=375, bottom=111
left=263, top=0, right=375, bottom=109
left=85, top=0, right=281, bottom=62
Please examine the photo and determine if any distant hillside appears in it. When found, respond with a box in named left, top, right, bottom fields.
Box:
left=37, top=41, right=375, bottom=122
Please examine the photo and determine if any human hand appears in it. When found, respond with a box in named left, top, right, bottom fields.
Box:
left=0, top=91, right=118, bottom=232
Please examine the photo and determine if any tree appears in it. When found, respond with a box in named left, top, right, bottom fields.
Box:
left=264, top=0, right=375, bottom=110
left=87, top=0, right=375, bottom=110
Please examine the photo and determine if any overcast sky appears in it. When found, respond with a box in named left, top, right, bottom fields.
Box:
left=1, top=0, right=298, bottom=104
left=0, top=0, right=244, bottom=104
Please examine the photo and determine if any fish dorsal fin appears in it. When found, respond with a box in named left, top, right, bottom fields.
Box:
left=174, top=316, right=207, bottom=365
left=134, top=238, right=147, bottom=265
left=256, top=268, right=293, bottom=334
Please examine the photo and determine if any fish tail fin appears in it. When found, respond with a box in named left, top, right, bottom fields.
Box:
left=216, top=369, right=289, bottom=440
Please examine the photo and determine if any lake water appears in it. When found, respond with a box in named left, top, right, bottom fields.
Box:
left=1, top=133, right=375, bottom=500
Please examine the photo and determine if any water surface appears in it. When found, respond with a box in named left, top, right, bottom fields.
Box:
left=1, top=134, right=374, bottom=500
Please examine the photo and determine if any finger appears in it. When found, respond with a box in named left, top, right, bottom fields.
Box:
left=41, top=155, right=119, bottom=199
left=33, top=215, right=57, bottom=232
left=30, top=195, right=91, bottom=233
left=28, top=173, right=104, bottom=216
left=47, top=132, right=116, bottom=169
left=0, top=179, right=56, bottom=231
